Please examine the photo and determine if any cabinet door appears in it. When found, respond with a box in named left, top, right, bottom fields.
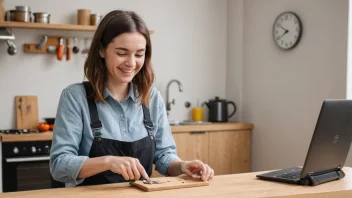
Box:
left=173, top=131, right=209, bottom=163
left=208, top=130, right=251, bottom=175
left=151, top=131, right=209, bottom=178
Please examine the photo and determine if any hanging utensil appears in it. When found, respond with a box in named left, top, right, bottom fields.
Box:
left=6, top=40, right=17, bottom=55
left=72, top=37, right=79, bottom=54
left=66, top=37, right=71, bottom=61
left=36, top=36, right=47, bottom=50
left=81, top=38, right=89, bottom=54
left=57, top=38, right=64, bottom=60
left=47, top=45, right=56, bottom=54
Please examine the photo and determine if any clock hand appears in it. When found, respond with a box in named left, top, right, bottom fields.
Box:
left=277, top=24, right=288, bottom=32
left=277, top=29, right=289, bottom=40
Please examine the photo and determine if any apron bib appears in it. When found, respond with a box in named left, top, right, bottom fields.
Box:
left=78, top=82, right=155, bottom=186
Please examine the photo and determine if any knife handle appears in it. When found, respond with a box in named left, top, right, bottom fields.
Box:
left=57, top=38, right=64, bottom=61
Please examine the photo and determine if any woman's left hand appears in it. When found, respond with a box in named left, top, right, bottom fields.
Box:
left=180, top=160, right=214, bottom=181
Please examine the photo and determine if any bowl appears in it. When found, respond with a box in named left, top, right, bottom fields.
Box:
left=44, top=117, right=55, bottom=124
left=33, top=12, right=50, bottom=24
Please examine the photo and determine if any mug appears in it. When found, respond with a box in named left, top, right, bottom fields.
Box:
left=192, top=107, right=203, bottom=121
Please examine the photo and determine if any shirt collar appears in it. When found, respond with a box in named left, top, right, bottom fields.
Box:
left=103, top=83, right=137, bottom=103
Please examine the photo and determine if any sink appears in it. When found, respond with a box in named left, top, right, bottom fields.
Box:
left=169, top=120, right=212, bottom=126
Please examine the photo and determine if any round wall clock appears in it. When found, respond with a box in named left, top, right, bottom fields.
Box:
left=273, top=11, right=303, bottom=50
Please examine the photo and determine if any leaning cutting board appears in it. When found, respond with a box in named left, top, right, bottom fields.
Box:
left=130, top=175, right=209, bottom=192
left=15, top=96, right=39, bottom=130
left=0, top=0, right=4, bottom=22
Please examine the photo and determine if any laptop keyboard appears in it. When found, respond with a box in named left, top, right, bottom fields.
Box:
left=277, top=170, right=301, bottom=180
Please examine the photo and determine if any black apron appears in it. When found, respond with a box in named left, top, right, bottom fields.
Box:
left=78, top=82, right=155, bottom=186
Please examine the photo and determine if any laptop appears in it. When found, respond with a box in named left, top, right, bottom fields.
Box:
left=256, top=99, right=352, bottom=185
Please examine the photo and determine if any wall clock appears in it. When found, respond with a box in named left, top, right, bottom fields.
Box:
left=273, top=11, right=302, bottom=50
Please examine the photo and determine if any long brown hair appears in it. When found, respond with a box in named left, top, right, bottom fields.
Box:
left=84, top=10, right=154, bottom=107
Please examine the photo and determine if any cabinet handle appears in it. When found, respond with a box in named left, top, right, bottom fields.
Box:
left=190, top=131, right=205, bottom=135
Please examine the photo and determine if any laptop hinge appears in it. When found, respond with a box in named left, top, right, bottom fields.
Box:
left=299, top=167, right=345, bottom=186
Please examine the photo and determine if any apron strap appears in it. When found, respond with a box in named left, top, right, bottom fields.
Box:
left=83, top=81, right=102, bottom=137
left=142, top=105, right=154, bottom=140
left=83, top=81, right=154, bottom=139
left=142, top=105, right=154, bottom=130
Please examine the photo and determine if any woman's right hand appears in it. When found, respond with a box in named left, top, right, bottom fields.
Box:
left=104, top=156, right=149, bottom=181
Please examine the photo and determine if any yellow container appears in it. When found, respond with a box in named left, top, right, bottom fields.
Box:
left=192, top=107, right=203, bottom=121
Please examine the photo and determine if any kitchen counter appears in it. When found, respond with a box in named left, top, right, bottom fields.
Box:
left=0, top=131, right=53, bottom=142
left=1, top=167, right=351, bottom=198
left=0, top=122, right=253, bottom=142
left=170, top=122, right=253, bottom=133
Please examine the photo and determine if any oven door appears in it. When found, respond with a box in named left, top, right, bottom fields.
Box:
left=3, top=155, right=65, bottom=192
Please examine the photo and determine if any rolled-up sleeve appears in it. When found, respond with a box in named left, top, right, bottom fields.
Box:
left=153, top=92, right=181, bottom=176
left=50, top=87, right=88, bottom=186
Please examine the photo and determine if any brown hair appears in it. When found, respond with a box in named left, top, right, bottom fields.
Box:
left=84, top=10, right=154, bottom=107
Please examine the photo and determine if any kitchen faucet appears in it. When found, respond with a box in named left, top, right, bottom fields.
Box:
left=166, top=79, right=183, bottom=115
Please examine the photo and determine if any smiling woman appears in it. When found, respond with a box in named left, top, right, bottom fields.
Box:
left=84, top=10, right=153, bottom=105
left=49, top=10, right=214, bottom=188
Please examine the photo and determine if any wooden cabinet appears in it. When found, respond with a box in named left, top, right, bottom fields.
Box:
left=150, top=131, right=209, bottom=178
left=208, top=130, right=251, bottom=175
left=151, top=123, right=253, bottom=177
left=173, top=131, right=209, bottom=163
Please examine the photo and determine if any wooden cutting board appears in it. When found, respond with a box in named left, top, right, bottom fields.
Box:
left=15, top=96, right=39, bottom=130
left=130, top=175, right=209, bottom=192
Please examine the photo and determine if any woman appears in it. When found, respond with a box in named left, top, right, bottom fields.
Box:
left=50, top=10, right=214, bottom=187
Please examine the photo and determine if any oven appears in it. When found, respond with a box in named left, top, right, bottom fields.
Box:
left=1, top=140, right=65, bottom=192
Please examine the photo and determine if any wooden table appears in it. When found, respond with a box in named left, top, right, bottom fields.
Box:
left=1, top=167, right=351, bottom=198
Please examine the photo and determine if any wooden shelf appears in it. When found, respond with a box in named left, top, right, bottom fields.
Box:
left=0, top=21, right=154, bottom=33
left=0, top=21, right=95, bottom=31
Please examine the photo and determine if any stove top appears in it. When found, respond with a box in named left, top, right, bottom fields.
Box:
left=1, top=129, right=51, bottom=157
left=0, top=129, right=39, bottom=135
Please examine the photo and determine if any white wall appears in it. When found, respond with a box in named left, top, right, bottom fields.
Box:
left=226, top=0, right=243, bottom=122
left=227, top=0, right=350, bottom=171
left=0, top=0, right=228, bottom=129
left=348, top=0, right=352, bottom=99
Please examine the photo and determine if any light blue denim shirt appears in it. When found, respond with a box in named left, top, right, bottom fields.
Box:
left=49, top=82, right=180, bottom=187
